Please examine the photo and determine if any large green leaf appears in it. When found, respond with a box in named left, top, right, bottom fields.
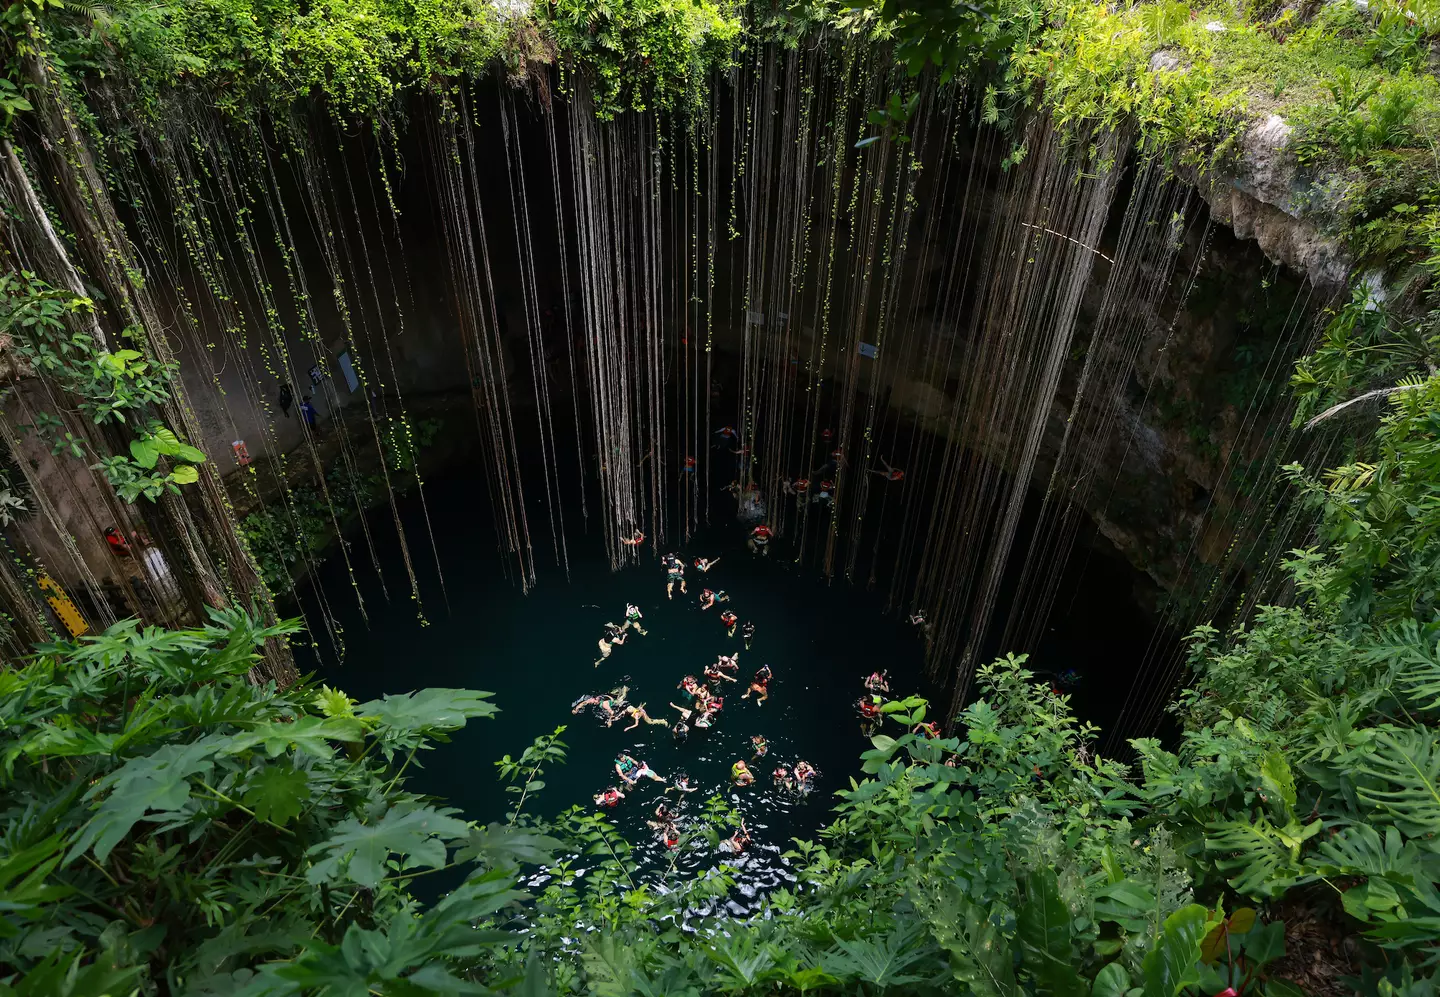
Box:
left=242, top=763, right=310, bottom=826
left=1141, top=904, right=1208, bottom=997
left=1358, top=728, right=1440, bottom=837
left=1203, top=817, right=1320, bottom=898
left=1016, top=870, right=1086, bottom=997
left=305, top=804, right=470, bottom=888
left=356, top=688, right=497, bottom=729
left=1091, top=962, right=1129, bottom=997
left=69, top=735, right=228, bottom=862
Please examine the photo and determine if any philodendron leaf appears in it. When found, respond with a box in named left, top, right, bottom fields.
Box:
left=169, top=464, right=199, bottom=485
left=242, top=763, right=309, bottom=826
left=1091, top=962, right=1129, bottom=997
left=1141, top=904, right=1208, bottom=997
left=174, top=444, right=207, bottom=463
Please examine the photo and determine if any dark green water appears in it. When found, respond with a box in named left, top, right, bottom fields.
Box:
left=290, top=463, right=929, bottom=905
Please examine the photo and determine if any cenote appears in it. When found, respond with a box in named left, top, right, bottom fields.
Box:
left=8, top=0, right=1428, bottom=989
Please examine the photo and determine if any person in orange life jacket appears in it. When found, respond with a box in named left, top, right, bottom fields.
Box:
left=720, top=610, right=738, bottom=636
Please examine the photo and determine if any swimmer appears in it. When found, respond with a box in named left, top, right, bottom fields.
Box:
left=723, top=819, right=752, bottom=854
left=863, top=669, right=891, bottom=694
left=693, top=683, right=714, bottom=707
left=748, top=522, right=774, bottom=555
left=871, top=457, right=905, bottom=482
left=716, top=653, right=740, bottom=673
left=694, top=556, right=720, bottom=573
left=773, top=764, right=794, bottom=792
left=669, top=701, right=695, bottom=722
left=623, top=603, right=647, bottom=635
left=665, top=773, right=699, bottom=794
left=857, top=694, right=882, bottom=721
left=730, top=759, right=755, bottom=786
left=672, top=719, right=690, bottom=743
left=723, top=479, right=742, bottom=498
left=913, top=721, right=940, bottom=739
left=572, top=685, right=628, bottom=715
left=742, top=664, right=772, bottom=704
left=751, top=734, right=768, bottom=758
left=721, top=610, right=738, bottom=637
left=654, top=801, right=674, bottom=822
left=715, top=425, right=738, bottom=442
left=791, top=477, right=810, bottom=497
left=811, top=480, right=834, bottom=505
left=678, top=675, right=700, bottom=699
left=682, top=456, right=697, bottom=474
left=742, top=621, right=755, bottom=649
left=620, top=530, right=645, bottom=547
left=615, top=753, right=666, bottom=786
left=594, top=786, right=626, bottom=808
left=623, top=703, right=669, bottom=731
left=705, top=660, right=737, bottom=684
left=793, top=760, right=816, bottom=790
left=595, top=623, right=627, bottom=665
left=700, top=588, right=716, bottom=610
left=663, top=553, right=687, bottom=599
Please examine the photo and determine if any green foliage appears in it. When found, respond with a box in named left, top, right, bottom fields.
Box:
left=0, top=271, right=208, bottom=503
left=545, top=0, right=741, bottom=119
left=0, top=609, right=511, bottom=994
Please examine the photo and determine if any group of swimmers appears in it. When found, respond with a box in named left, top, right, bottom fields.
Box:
left=580, top=548, right=810, bottom=856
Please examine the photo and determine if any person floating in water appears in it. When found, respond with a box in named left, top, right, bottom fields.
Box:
left=694, top=556, right=720, bottom=573
left=748, top=522, right=774, bottom=555
left=621, top=529, right=645, bottom=547
left=672, top=719, right=689, bottom=743
left=665, top=773, right=699, bottom=794
left=722, top=819, right=752, bottom=854
left=573, top=685, right=628, bottom=716
left=751, top=734, right=768, bottom=758
left=789, top=477, right=810, bottom=498
left=871, top=457, right=905, bottom=482
left=623, top=703, right=669, bottom=731
left=716, top=653, right=740, bottom=675
left=678, top=675, right=700, bottom=700
left=730, top=759, right=755, bottom=786
left=812, top=480, right=834, bottom=505
left=715, top=426, right=738, bottom=444
left=699, top=588, right=716, bottom=610
left=742, top=621, right=755, bottom=649
left=742, top=664, right=771, bottom=704
left=663, top=553, right=686, bottom=599
left=773, top=764, right=794, bottom=792
left=623, top=603, right=647, bottom=635
left=857, top=694, right=883, bottom=727
left=704, top=659, right=737, bottom=684
left=913, top=721, right=941, bottom=739
left=720, top=610, right=738, bottom=637
left=682, top=456, right=697, bottom=475
left=595, top=623, right=627, bottom=666
left=793, top=760, right=816, bottom=791
left=863, top=669, right=890, bottom=694
left=615, top=753, right=665, bottom=786
left=594, top=786, right=625, bottom=808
